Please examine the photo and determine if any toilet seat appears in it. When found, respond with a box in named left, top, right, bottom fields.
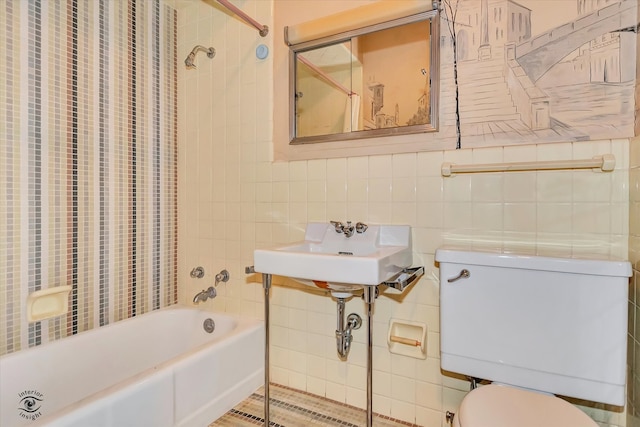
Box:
left=454, top=384, right=597, bottom=427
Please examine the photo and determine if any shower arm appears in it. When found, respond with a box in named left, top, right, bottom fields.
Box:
left=215, top=0, right=269, bottom=37
left=184, top=45, right=215, bottom=69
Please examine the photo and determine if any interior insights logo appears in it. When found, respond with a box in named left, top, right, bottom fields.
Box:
left=18, top=390, right=44, bottom=421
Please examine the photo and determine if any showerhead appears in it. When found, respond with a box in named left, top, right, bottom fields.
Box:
left=184, top=45, right=216, bottom=70
left=185, top=52, right=197, bottom=69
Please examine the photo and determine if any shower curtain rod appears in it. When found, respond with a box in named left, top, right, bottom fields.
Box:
left=297, top=55, right=356, bottom=96
left=215, top=0, right=269, bottom=37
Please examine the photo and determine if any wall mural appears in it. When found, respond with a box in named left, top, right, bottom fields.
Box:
left=439, top=0, right=638, bottom=149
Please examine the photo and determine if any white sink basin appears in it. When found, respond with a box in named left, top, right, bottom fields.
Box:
left=253, top=223, right=412, bottom=290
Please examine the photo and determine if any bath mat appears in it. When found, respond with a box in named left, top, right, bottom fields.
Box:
left=210, top=383, right=420, bottom=426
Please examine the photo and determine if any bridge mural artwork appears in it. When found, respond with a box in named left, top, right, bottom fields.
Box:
left=438, top=0, right=638, bottom=149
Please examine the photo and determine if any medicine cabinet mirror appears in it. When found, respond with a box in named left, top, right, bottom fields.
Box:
left=286, top=7, right=440, bottom=145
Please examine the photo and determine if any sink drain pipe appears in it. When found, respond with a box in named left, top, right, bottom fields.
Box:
left=335, top=298, right=362, bottom=359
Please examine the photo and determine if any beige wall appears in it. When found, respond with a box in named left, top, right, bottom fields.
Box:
left=177, top=1, right=633, bottom=426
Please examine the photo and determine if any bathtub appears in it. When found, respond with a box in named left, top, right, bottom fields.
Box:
left=0, top=306, right=264, bottom=427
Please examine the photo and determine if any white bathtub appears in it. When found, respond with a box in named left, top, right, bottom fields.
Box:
left=0, top=306, right=264, bottom=427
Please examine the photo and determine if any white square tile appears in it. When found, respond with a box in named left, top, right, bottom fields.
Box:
left=537, top=203, right=572, bottom=233
left=471, top=174, right=503, bottom=202
left=417, top=176, right=444, bottom=202
left=392, top=202, right=417, bottom=225
left=272, top=162, right=289, bottom=182
left=417, top=151, right=445, bottom=177
left=415, top=381, right=443, bottom=411
left=503, top=203, right=536, bottom=232
left=443, top=202, right=473, bottom=229
left=503, top=171, right=536, bottom=202
left=369, top=178, right=392, bottom=202
left=346, top=387, right=366, bottom=410
left=306, top=377, right=326, bottom=396
left=536, top=171, right=572, bottom=202
left=373, top=371, right=392, bottom=396
left=390, top=399, right=416, bottom=423
left=347, top=202, right=369, bottom=221
left=392, top=153, right=417, bottom=177
left=326, top=381, right=347, bottom=403
left=572, top=139, right=611, bottom=160
left=307, top=180, right=326, bottom=202
left=308, top=159, right=327, bottom=180
left=443, top=175, right=471, bottom=202
left=572, top=202, right=611, bottom=235
left=272, top=182, right=289, bottom=203
left=392, top=177, right=416, bottom=202
left=572, top=171, right=611, bottom=202
left=537, top=142, right=572, bottom=161
left=472, top=203, right=503, bottom=230
left=347, top=156, right=369, bottom=179
left=369, top=155, right=393, bottom=178
left=347, top=178, right=368, bottom=202
left=289, top=160, right=308, bottom=181
left=327, top=181, right=347, bottom=202
left=391, top=376, right=416, bottom=404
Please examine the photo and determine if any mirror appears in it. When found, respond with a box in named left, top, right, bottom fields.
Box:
left=288, top=9, right=439, bottom=144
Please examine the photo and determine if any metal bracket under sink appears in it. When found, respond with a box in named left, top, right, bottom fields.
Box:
left=381, top=266, right=425, bottom=292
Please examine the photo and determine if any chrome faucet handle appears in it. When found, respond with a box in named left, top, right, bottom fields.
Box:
left=190, top=266, right=205, bottom=278
left=206, top=286, right=217, bottom=299
left=330, top=221, right=344, bottom=233
left=355, top=222, right=368, bottom=233
left=214, top=269, right=229, bottom=286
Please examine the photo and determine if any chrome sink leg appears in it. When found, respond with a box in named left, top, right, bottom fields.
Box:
left=363, top=286, right=377, bottom=427
left=262, top=273, right=272, bottom=427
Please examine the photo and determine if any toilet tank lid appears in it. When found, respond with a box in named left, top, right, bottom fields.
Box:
left=435, top=247, right=632, bottom=277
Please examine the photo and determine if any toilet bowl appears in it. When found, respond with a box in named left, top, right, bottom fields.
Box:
left=435, top=248, right=631, bottom=427
left=452, top=384, right=596, bottom=427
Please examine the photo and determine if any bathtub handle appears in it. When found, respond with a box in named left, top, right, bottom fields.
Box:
left=190, top=266, right=205, bottom=279
left=214, top=270, right=229, bottom=286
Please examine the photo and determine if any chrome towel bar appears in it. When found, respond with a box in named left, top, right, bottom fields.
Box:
left=441, top=154, right=615, bottom=177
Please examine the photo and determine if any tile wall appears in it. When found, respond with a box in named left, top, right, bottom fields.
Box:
left=177, top=1, right=633, bottom=426
left=0, top=0, right=179, bottom=357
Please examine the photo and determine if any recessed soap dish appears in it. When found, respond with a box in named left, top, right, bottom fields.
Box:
left=27, top=285, right=73, bottom=322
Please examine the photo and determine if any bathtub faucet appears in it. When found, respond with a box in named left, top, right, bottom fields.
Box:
left=193, top=287, right=216, bottom=304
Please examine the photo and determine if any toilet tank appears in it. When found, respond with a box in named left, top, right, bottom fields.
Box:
left=435, top=248, right=631, bottom=406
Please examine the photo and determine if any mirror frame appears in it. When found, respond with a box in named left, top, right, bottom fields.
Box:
left=287, top=9, right=440, bottom=145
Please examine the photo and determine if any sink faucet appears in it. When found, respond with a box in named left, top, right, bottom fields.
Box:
left=193, top=286, right=216, bottom=304
left=330, top=221, right=368, bottom=238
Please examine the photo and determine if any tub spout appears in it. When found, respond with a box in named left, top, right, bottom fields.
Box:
left=193, top=287, right=216, bottom=304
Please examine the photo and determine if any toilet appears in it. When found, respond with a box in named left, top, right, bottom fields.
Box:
left=435, top=248, right=632, bottom=427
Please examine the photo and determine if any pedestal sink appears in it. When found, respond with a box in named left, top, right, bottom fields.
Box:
left=251, top=222, right=422, bottom=427
left=253, top=222, right=413, bottom=291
